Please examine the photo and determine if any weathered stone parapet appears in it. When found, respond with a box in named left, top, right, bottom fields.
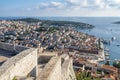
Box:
left=62, top=58, right=76, bottom=80
left=0, top=42, right=29, bottom=53
left=0, top=42, right=76, bottom=80
left=37, top=56, right=61, bottom=80
left=0, top=48, right=38, bottom=80
left=38, top=51, right=57, bottom=64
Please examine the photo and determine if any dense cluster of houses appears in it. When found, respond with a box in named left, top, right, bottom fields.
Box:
left=0, top=20, right=119, bottom=80
left=0, top=20, right=99, bottom=52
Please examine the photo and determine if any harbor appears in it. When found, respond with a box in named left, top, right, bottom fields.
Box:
left=38, top=17, right=120, bottom=62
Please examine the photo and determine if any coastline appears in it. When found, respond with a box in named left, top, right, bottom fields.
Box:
left=1, top=17, right=120, bottom=63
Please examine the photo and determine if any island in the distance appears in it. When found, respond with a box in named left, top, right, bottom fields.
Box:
left=13, top=18, right=95, bottom=30
left=113, top=21, right=120, bottom=24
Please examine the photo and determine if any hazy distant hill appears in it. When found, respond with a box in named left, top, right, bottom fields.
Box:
left=13, top=18, right=95, bottom=29
left=113, top=21, right=120, bottom=24
left=13, top=18, right=40, bottom=23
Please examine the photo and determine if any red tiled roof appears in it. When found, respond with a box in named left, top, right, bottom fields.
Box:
left=102, top=65, right=118, bottom=72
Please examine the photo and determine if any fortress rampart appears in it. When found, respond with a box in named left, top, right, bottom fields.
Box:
left=0, top=43, right=76, bottom=80
left=0, top=42, right=29, bottom=53
left=0, top=48, right=38, bottom=80
left=37, top=56, right=61, bottom=80
left=62, top=58, right=76, bottom=80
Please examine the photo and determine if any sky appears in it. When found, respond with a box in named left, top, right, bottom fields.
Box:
left=0, top=0, right=120, bottom=17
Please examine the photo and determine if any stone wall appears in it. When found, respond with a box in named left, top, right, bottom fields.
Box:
left=0, top=48, right=38, bottom=80
left=0, top=42, right=76, bottom=80
left=37, top=56, right=61, bottom=80
left=62, top=58, right=76, bottom=80
left=0, top=42, right=29, bottom=53
left=37, top=54, right=76, bottom=80
left=38, top=52, right=57, bottom=64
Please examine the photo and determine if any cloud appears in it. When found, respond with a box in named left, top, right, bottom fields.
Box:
left=36, top=0, right=110, bottom=10
left=27, top=0, right=120, bottom=11
left=68, top=0, right=108, bottom=9
left=107, top=0, right=120, bottom=8
left=24, top=0, right=120, bottom=16
left=38, top=1, right=65, bottom=9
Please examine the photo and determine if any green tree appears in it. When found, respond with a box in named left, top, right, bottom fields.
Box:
left=76, top=71, right=101, bottom=80
left=13, top=77, right=17, bottom=80
left=113, top=62, right=120, bottom=68
left=105, top=61, right=110, bottom=65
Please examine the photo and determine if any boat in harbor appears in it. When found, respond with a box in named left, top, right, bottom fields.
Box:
left=111, top=36, right=116, bottom=41
left=104, top=47, right=109, bottom=52
left=102, top=39, right=111, bottom=45
left=105, top=56, right=110, bottom=60
left=105, top=52, right=110, bottom=56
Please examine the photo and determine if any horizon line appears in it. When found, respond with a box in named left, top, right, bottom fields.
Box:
left=0, top=16, right=120, bottom=18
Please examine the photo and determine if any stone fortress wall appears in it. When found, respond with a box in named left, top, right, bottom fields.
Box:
left=0, top=48, right=38, bottom=80
left=0, top=42, right=76, bottom=80
left=37, top=53, right=76, bottom=80
left=0, top=42, right=29, bottom=53
left=37, top=56, right=61, bottom=80
left=62, top=57, right=76, bottom=80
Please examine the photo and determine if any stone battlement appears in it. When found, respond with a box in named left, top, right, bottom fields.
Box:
left=0, top=42, right=29, bottom=53
left=0, top=43, right=76, bottom=80
left=37, top=56, right=61, bottom=80
left=0, top=48, right=38, bottom=80
left=62, top=56, right=76, bottom=80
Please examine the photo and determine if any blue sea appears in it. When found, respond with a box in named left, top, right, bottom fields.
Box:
left=1, top=17, right=120, bottom=62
